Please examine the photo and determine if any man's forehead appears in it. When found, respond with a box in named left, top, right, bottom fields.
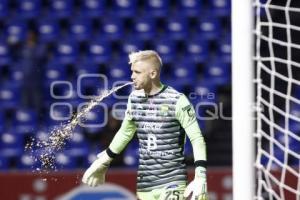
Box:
left=131, top=61, right=152, bottom=69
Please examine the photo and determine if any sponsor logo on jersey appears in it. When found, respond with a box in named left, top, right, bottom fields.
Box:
left=142, top=122, right=162, bottom=129
left=159, top=104, right=169, bottom=116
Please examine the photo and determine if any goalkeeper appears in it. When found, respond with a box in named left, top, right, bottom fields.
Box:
left=82, top=50, right=208, bottom=200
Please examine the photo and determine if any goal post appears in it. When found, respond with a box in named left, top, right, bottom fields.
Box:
left=233, top=0, right=300, bottom=199
left=232, top=0, right=255, bottom=200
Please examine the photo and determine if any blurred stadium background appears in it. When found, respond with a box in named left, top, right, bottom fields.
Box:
left=0, top=0, right=232, bottom=199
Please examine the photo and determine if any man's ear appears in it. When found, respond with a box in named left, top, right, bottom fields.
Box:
left=150, top=69, right=157, bottom=79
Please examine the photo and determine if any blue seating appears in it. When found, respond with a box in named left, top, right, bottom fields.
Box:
left=259, top=153, right=269, bottom=167
left=48, top=0, right=73, bottom=19
left=5, top=18, right=28, bottom=44
left=12, top=108, right=38, bottom=134
left=17, top=153, right=39, bottom=170
left=55, top=152, right=77, bottom=169
left=9, top=65, right=24, bottom=86
left=47, top=102, right=73, bottom=126
left=184, top=139, right=193, bottom=156
left=110, top=81, right=133, bottom=100
left=286, top=104, right=300, bottom=136
left=0, top=0, right=8, bottom=20
left=110, top=99, right=128, bottom=118
left=144, top=0, right=170, bottom=17
left=289, top=138, right=300, bottom=156
left=210, top=0, right=231, bottom=17
left=123, top=141, right=139, bottom=167
left=68, top=17, right=93, bottom=42
left=177, top=0, right=202, bottom=17
left=0, top=130, right=23, bottom=157
left=80, top=105, right=107, bottom=133
left=166, top=81, right=185, bottom=93
left=119, top=39, right=145, bottom=58
left=36, top=18, right=60, bottom=44
left=101, top=17, right=124, bottom=41
left=85, top=150, right=102, bottom=167
left=79, top=0, right=106, bottom=18
left=0, top=41, right=11, bottom=66
left=65, top=128, right=89, bottom=157
left=274, top=131, right=300, bottom=163
left=153, top=37, right=177, bottom=64
left=217, top=35, right=231, bottom=63
left=0, top=112, right=4, bottom=133
left=192, top=81, right=218, bottom=104
left=0, top=84, right=21, bottom=110
left=77, top=70, right=107, bottom=89
left=54, top=40, right=79, bottom=64
left=204, top=61, right=230, bottom=85
left=290, top=103, right=300, bottom=126
left=35, top=128, right=49, bottom=142
left=165, top=16, right=189, bottom=40
left=290, top=123, right=300, bottom=136
left=16, top=0, right=41, bottom=19
left=75, top=60, right=99, bottom=76
left=44, top=60, right=67, bottom=82
left=77, top=75, right=106, bottom=97
left=111, top=0, right=137, bottom=18
left=273, top=147, right=284, bottom=166
left=196, top=16, right=221, bottom=41
left=132, top=17, right=156, bottom=41
left=43, top=80, right=73, bottom=107
left=170, top=60, right=197, bottom=85
left=85, top=39, right=112, bottom=64
left=63, top=86, right=83, bottom=107
left=292, top=84, right=300, bottom=99
left=184, top=38, right=209, bottom=63
left=107, top=61, right=131, bottom=82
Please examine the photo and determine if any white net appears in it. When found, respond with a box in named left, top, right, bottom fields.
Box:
left=254, top=0, right=300, bottom=199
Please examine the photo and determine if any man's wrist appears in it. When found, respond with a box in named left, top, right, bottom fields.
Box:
left=106, top=148, right=117, bottom=159
left=96, top=149, right=114, bottom=165
left=195, top=166, right=207, bottom=178
left=195, top=160, right=207, bottom=168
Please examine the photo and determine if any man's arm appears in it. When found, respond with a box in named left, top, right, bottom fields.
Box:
left=82, top=96, right=137, bottom=187
left=108, top=95, right=137, bottom=156
left=107, top=118, right=136, bottom=157
left=175, top=94, right=207, bottom=164
left=175, top=94, right=208, bottom=200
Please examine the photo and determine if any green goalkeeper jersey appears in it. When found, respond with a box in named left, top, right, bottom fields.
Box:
left=109, top=84, right=206, bottom=192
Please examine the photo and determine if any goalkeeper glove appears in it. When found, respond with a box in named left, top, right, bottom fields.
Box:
left=184, top=166, right=208, bottom=200
left=82, top=150, right=113, bottom=187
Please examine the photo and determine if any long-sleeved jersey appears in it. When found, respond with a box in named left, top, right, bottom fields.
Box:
left=108, top=84, right=206, bottom=192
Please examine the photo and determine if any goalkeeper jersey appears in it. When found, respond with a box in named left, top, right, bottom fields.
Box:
left=109, top=84, right=206, bottom=192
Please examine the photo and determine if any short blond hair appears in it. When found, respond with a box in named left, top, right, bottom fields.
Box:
left=128, top=50, right=162, bottom=69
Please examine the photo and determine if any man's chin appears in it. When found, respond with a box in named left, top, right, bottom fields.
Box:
left=133, top=84, right=141, bottom=90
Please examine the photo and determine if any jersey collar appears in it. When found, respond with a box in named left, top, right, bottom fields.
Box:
left=147, top=84, right=167, bottom=98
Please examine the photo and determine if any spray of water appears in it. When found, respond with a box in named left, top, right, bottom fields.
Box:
left=26, top=82, right=133, bottom=172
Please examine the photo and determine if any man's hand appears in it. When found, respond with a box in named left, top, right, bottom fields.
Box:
left=184, top=166, right=208, bottom=200
left=82, top=150, right=113, bottom=187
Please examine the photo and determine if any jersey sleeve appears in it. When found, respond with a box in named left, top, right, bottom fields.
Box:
left=175, top=94, right=207, bottom=162
left=108, top=95, right=137, bottom=154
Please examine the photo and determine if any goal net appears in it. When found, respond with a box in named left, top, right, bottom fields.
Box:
left=254, top=0, right=300, bottom=199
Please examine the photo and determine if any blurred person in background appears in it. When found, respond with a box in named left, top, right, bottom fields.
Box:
left=82, top=50, right=208, bottom=200
left=20, top=31, right=43, bottom=110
